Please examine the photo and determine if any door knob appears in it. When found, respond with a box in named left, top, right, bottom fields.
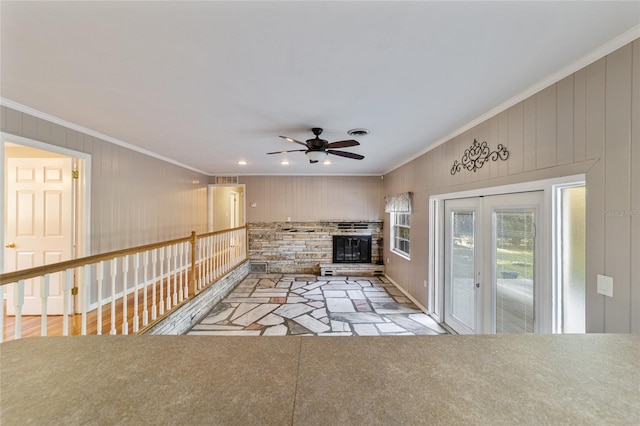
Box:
left=5, top=243, right=16, bottom=248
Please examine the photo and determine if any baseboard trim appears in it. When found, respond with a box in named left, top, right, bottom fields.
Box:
left=384, top=274, right=428, bottom=314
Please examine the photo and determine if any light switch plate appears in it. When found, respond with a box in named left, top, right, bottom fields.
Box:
left=597, top=274, right=613, bottom=297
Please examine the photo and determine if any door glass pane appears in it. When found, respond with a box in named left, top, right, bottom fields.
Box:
left=451, top=211, right=475, bottom=330
left=495, top=210, right=534, bottom=333
left=560, top=186, right=586, bottom=333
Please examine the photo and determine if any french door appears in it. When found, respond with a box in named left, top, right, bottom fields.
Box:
left=444, top=191, right=544, bottom=334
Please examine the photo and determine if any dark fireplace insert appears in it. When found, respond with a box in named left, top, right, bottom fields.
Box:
left=333, top=235, right=372, bottom=263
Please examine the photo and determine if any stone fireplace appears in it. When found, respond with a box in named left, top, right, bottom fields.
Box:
left=248, top=221, right=383, bottom=275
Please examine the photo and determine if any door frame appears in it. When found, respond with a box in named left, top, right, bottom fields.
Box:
left=428, top=174, right=585, bottom=333
left=207, top=183, right=246, bottom=232
left=1, top=133, right=91, bottom=308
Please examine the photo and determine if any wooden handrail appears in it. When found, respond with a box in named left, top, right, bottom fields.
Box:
left=1, top=235, right=191, bottom=285
left=1, top=225, right=249, bottom=286
left=195, top=225, right=247, bottom=240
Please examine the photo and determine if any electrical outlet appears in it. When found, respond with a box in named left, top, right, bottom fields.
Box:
left=423, top=280, right=427, bottom=288
left=597, top=274, right=613, bottom=298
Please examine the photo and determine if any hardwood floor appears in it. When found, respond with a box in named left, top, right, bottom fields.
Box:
left=3, top=280, right=185, bottom=341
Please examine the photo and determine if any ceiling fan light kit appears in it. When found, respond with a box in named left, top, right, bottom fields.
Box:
left=306, top=150, right=328, bottom=162
left=267, top=127, right=365, bottom=164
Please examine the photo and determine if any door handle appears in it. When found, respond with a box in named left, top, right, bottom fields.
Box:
left=5, top=243, right=16, bottom=248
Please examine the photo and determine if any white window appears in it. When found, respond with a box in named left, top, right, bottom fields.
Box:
left=391, top=212, right=410, bottom=258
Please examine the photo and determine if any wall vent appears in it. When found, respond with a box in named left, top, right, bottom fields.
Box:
left=249, top=262, right=268, bottom=273
left=215, top=176, right=239, bottom=184
left=337, top=222, right=370, bottom=230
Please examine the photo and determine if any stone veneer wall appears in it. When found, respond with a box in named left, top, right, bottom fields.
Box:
left=145, top=260, right=250, bottom=335
left=248, top=221, right=383, bottom=274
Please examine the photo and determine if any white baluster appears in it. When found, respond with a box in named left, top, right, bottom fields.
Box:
left=41, top=275, right=50, bottom=336
left=211, top=234, right=223, bottom=281
left=202, top=237, right=208, bottom=289
left=230, top=232, right=233, bottom=266
left=122, top=255, right=129, bottom=335
left=224, top=233, right=229, bottom=274
left=97, top=261, right=104, bottom=335
left=172, top=244, right=178, bottom=307
left=217, top=234, right=221, bottom=276
left=13, top=280, right=25, bottom=339
left=133, top=252, right=140, bottom=332
left=213, top=235, right=218, bottom=279
left=152, top=249, right=158, bottom=320
left=197, top=238, right=203, bottom=290
left=165, top=246, right=172, bottom=312
left=159, top=247, right=165, bottom=315
left=180, top=243, right=189, bottom=302
left=214, top=234, right=219, bottom=278
left=82, top=265, right=89, bottom=335
left=63, top=268, right=73, bottom=336
left=110, top=258, right=117, bottom=335
left=231, top=230, right=236, bottom=262
left=0, top=285, right=5, bottom=342
left=225, top=233, right=229, bottom=273
left=181, top=242, right=188, bottom=300
left=205, top=236, right=209, bottom=284
left=143, top=251, right=149, bottom=325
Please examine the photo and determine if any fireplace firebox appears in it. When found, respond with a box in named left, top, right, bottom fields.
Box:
left=333, top=235, right=372, bottom=263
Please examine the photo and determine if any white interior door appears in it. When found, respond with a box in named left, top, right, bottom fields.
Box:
left=444, top=191, right=544, bottom=334
left=5, top=157, right=73, bottom=315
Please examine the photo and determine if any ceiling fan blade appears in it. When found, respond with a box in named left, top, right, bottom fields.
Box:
left=279, top=135, right=308, bottom=147
left=327, top=140, right=360, bottom=149
left=327, top=150, right=365, bottom=160
left=266, top=149, right=306, bottom=155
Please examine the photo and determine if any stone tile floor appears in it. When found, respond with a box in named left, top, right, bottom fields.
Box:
left=187, top=274, right=448, bottom=336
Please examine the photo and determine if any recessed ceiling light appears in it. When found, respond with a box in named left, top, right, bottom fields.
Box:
left=238, top=160, right=247, bottom=165
left=347, top=128, right=370, bottom=136
left=281, top=160, right=289, bottom=165
left=323, top=160, right=331, bottom=165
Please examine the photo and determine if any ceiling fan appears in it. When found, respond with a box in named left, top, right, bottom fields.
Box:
left=267, top=127, right=365, bottom=163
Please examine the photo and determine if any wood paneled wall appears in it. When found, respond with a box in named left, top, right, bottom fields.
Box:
left=240, top=175, right=383, bottom=223
left=1, top=107, right=209, bottom=254
left=384, top=40, right=640, bottom=333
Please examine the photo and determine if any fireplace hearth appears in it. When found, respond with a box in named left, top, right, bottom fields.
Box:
left=333, top=235, right=372, bottom=263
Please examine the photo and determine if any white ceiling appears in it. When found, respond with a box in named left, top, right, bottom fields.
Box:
left=2, top=1, right=639, bottom=176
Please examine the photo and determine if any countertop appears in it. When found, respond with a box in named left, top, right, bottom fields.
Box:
left=1, top=334, right=638, bottom=425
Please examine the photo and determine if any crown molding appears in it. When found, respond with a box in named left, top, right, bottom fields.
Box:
left=0, top=98, right=210, bottom=176
left=384, top=25, right=640, bottom=175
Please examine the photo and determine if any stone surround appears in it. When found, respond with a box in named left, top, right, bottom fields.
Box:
left=248, top=221, right=383, bottom=275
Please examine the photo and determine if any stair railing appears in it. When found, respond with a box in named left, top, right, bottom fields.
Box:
left=0, top=225, right=248, bottom=342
